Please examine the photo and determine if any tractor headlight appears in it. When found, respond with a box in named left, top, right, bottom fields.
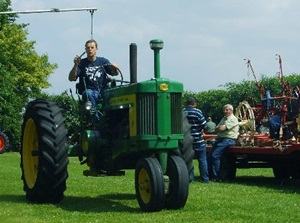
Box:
left=85, top=101, right=92, bottom=110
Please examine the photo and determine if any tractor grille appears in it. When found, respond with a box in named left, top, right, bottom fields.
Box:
left=170, top=93, right=182, bottom=134
left=137, top=93, right=157, bottom=135
left=137, top=93, right=182, bottom=135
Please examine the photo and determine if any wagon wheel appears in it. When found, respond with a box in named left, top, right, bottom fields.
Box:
left=235, top=101, right=256, bottom=139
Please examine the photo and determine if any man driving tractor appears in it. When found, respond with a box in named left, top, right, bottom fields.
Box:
left=68, top=39, right=119, bottom=121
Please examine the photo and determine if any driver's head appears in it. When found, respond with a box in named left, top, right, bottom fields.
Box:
left=85, top=39, right=98, bottom=60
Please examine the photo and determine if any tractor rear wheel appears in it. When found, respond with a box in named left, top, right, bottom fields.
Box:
left=0, top=130, right=9, bottom=154
left=20, top=99, right=69, bottom=203
left=165, top=155, right=189, bottom=209
left=135, top=157, right=165, bottom=212
left=177, top=112, right=194, bottom=181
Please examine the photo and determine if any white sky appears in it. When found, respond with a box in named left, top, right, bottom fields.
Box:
left=10, top=0, right=300, bottom=95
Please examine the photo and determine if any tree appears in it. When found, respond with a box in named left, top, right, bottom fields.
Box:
left=43, top=90, right=80, bottom=137
left=0, top=0, right=57, bottom=150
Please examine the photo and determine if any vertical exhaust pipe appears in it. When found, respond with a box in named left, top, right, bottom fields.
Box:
left=130, top=43, right=137, bottom=84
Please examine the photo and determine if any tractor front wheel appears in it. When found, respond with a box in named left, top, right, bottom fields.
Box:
left=165, top=155, right=189, bottom=209
left=21, top=99, right=69, bottom=203
left=135, top=157, right=165, bottom=212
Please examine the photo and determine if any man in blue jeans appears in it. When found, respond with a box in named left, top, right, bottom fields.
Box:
left=183, top=97, right=209, bottom=183
left=208, top=104, right=239, bottom=182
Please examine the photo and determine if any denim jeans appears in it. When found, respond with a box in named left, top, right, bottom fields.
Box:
left=82, top=89, right=100, bottom=121
left=191, top=144, right=209, bottom=182
left=190, top=144, right=209, bottom=183
left=208, top=138, right=236, bottom=179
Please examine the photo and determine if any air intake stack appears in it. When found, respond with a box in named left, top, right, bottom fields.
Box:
left=150, top=39, right=164, bottom=78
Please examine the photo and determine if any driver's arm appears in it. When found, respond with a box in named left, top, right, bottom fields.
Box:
left=68, top=56, right=80, bottom=81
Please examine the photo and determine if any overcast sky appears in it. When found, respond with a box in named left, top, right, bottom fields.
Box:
left=10, top=0, right=300, bottom=95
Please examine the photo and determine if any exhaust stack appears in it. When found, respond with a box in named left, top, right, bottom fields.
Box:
left=130, top=43, right=137, bottom=84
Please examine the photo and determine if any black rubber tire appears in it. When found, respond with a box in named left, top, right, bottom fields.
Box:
left=177, top=112, right=195, bottom=177
left=0, top=130, right=9, bottom=154
left=219, top=154, right=237, bottom=181
left=165, top=155, right=189, bottom=210
left=20, top=99, right=69, bottom=203
left=135, top=157, right=165, bottom=212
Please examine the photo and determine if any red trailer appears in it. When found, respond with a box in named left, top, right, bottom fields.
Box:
left=204, top=131, right=300, bottom=181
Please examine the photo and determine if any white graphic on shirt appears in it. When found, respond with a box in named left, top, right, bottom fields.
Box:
left=85, top=66, right=102, bottom=82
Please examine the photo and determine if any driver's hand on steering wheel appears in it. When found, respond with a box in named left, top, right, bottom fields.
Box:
left=111, top=63, right=119, bottom=76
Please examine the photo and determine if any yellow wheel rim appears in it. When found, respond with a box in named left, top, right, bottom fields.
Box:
left=22, top=118, right=39, bottom=189
left=138, top=168, right=151, bottom=204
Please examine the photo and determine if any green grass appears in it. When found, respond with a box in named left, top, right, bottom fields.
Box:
left=1, top=152, right=300, bottom=223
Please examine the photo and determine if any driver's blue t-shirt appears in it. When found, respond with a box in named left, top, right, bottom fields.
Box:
left=76, top=56, right=111, bottom=91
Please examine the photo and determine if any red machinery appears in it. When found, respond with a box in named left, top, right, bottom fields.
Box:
left=204, top=55, right=300, bottom=181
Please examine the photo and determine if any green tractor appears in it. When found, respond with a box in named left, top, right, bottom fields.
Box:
left=20, top=39, right=194, bottom=212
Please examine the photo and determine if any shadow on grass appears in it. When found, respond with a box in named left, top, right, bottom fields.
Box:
left=60, top=193, right=141, bottom=213
left=232, top=176, right=300, bottom=193
left=0, top=194, right=25, bottom=203
left=0, top=193, right=141, bottom=213
left=195, top=175, right=300, bottom=194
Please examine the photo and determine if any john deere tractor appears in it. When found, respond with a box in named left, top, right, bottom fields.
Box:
left=20, top=39, right=194, bottom=212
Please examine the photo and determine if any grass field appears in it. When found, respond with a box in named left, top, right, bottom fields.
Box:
left=1, top=152, right=300, bottom=223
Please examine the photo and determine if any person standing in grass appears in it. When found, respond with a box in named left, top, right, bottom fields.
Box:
left=207, top=104, right=239, bottom=182
left=183, top=97, right=209, bottom=183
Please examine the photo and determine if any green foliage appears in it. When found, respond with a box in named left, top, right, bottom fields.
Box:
left=42, top=91, right=80, bottom=135
left=0, top=1, right=57, bottom=150
left=0, top=0, right=16, bottom=29
left=223, top=80, right=259, bottom=105
left=184, top=89, right=234, bottom=122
